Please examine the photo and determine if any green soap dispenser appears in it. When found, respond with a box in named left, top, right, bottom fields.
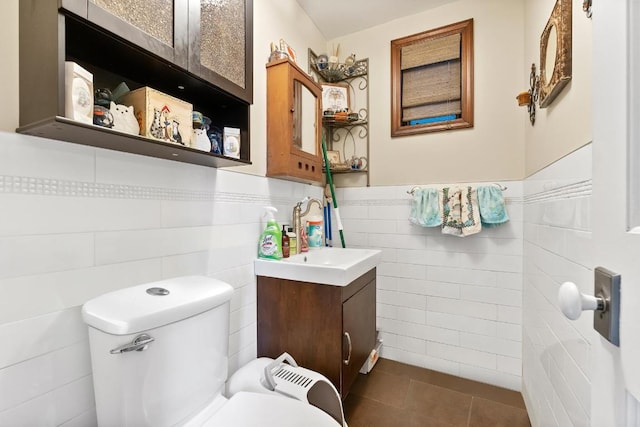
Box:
left=258, top=207, right=283, bottom=260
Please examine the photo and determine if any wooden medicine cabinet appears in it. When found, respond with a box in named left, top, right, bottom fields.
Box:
left=266, top=59, right=323, bottom=185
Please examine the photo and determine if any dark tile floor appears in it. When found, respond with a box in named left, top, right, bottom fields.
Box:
left=343, top=358, right=531, bottom=427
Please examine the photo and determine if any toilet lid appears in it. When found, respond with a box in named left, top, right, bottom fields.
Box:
left=203, top=392, right=340, bottom=427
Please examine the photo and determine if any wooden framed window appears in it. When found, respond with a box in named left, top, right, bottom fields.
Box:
left=391, top=19, right=474, bottom=137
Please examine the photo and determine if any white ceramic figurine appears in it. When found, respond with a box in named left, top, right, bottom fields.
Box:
left=192, top=127, right=211, bottom=152
left=109, top=101, right=140, bottom=135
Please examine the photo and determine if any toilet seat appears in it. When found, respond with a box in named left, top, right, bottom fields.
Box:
left=201, top=391, right=340, bottom=426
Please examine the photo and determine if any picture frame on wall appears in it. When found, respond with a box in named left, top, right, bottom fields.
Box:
left=325, top=150, right=341, bottom=167
left=321, top=83, right=350, bottom=112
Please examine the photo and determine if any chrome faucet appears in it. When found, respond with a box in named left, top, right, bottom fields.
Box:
left=292, top=197, right=323, bottom=254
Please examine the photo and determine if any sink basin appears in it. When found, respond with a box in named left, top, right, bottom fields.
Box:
left=254, top=247, right=382, bottom=286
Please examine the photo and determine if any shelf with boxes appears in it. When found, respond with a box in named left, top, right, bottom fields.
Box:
left=308, top=49, right=370, bottom=186
left=18, top=3, right=251, bottom=169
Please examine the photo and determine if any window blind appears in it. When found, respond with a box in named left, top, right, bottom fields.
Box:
left=401, top=33, right=462, bottom=122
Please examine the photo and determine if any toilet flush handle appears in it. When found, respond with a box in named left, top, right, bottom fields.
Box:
left=110, top=334, right=155, bottom=354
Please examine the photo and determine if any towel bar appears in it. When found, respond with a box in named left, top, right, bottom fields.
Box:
left=407, top=182, right=507, bottom=195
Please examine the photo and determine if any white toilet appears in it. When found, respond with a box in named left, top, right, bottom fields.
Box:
left=81, top=276, right=341, bottom=426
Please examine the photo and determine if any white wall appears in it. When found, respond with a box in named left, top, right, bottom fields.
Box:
left=522, top=144, right=593, bottom=426
left=523, top=0, right=592, bottom=177
left=328, top=0, right=526, bottom=186
left=0, top=0, right=324, bottom=424
left=240, top=0, right=326, bottom=178
left=0, top=135, right=322, bottom=425
left=334, top=183, right=524, bottom=391
left=519, top=0, right=597, bottom=425
left=0, top=0, right=18, bottom=131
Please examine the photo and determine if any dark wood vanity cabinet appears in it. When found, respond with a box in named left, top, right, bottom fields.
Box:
left=257, top=269, right=376, bottom=399
left=18, top=0, right=252, bottom=168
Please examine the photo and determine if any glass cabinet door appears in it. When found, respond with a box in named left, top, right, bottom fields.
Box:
left=82, top=0, right=189, bottom=68
left=293, top=80, right=319, bottom=156
left=59, top=0, right=251, bottom=103
left=189, top=0, right=253, bottom=103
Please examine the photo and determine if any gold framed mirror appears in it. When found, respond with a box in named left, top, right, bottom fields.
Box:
left=539, top=0, right=572, bottom=108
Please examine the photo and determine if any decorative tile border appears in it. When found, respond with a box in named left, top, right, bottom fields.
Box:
left=339, top=196, right=522, bottom=207
left=339, top=198, right=411, bottom=206
left=524, top=179, right=592, bottom=204
left=0, top=175, right=293, bottom=205
left=0, top=174, right=531, bottom=209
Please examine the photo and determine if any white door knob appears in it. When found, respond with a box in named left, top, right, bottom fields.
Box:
left=558, top=281, right=605, bottom=320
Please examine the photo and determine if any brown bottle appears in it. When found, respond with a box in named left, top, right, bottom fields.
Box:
left=281, top=225, right=290, bottom=258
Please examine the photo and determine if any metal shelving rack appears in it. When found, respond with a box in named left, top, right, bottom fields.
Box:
left=309, top=49, right=370, bottom=187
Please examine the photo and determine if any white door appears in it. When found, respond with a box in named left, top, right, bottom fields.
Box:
left=592, top=0, right=640, bottom=425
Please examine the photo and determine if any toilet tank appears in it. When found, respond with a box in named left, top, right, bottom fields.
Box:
left=82, top=276, right=234, bottom=427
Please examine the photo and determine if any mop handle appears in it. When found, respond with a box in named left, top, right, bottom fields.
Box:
left=321, top=134, right=345, bottom=248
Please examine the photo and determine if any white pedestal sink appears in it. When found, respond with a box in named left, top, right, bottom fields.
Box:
left=254, top=247, right=382, bottom=286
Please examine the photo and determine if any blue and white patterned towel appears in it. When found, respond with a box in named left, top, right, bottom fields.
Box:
left=477, top=185, right=509, bottom=227
left=409, top=188, right=441, bottom=227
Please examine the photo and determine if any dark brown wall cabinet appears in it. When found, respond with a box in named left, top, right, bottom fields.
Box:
left=18, top=0, right=253, bottom=168
left=257, top=269, right=377, bottom=399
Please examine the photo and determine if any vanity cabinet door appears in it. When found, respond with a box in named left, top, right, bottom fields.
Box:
left=187, top=0, right=253, bottom=103
left=256, top=276, right=343, bottom=391
left=342, top=278, right=376, bottom=396
left=61, top=0, right=189, bottom=68
left=256, top=269, right=376, bottom=399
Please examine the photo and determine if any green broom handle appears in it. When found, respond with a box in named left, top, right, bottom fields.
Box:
left=321, top=134, right=346, bottom=248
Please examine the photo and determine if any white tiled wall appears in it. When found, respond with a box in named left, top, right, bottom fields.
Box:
left=335, top=181, right=524, bottom=391
left=521, top=144, right=594, bottom=426
left=1, top=129, right=594, bottom=425
left=0, top=131, right=321, bottom=426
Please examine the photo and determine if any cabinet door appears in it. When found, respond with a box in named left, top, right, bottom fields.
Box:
left=188, top=0, right=253, bottom=103
left=64, top=0, right=189, bottom=68
left=342, top=280, right=376, bottom=397
left=266, top=59, right=322, bottom=184
left=256, top=277, right=343, bottom=392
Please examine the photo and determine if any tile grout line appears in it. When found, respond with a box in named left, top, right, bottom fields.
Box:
left=402, top=378, right=412, bottom=410
left=467, top=396, right=475, bottom=427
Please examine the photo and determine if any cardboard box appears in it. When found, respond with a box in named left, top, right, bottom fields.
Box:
left=64, top=62, right=94, bottom=125
left=119, top=87, right=192, bottom=146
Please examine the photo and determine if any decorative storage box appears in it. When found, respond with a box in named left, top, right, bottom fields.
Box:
left=118, top=87, right=192, bottom=147
left=64, top=61, right=94, bottom=125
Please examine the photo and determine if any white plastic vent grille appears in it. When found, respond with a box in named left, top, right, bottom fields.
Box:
left=274, top=367, right=313, bottom=389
